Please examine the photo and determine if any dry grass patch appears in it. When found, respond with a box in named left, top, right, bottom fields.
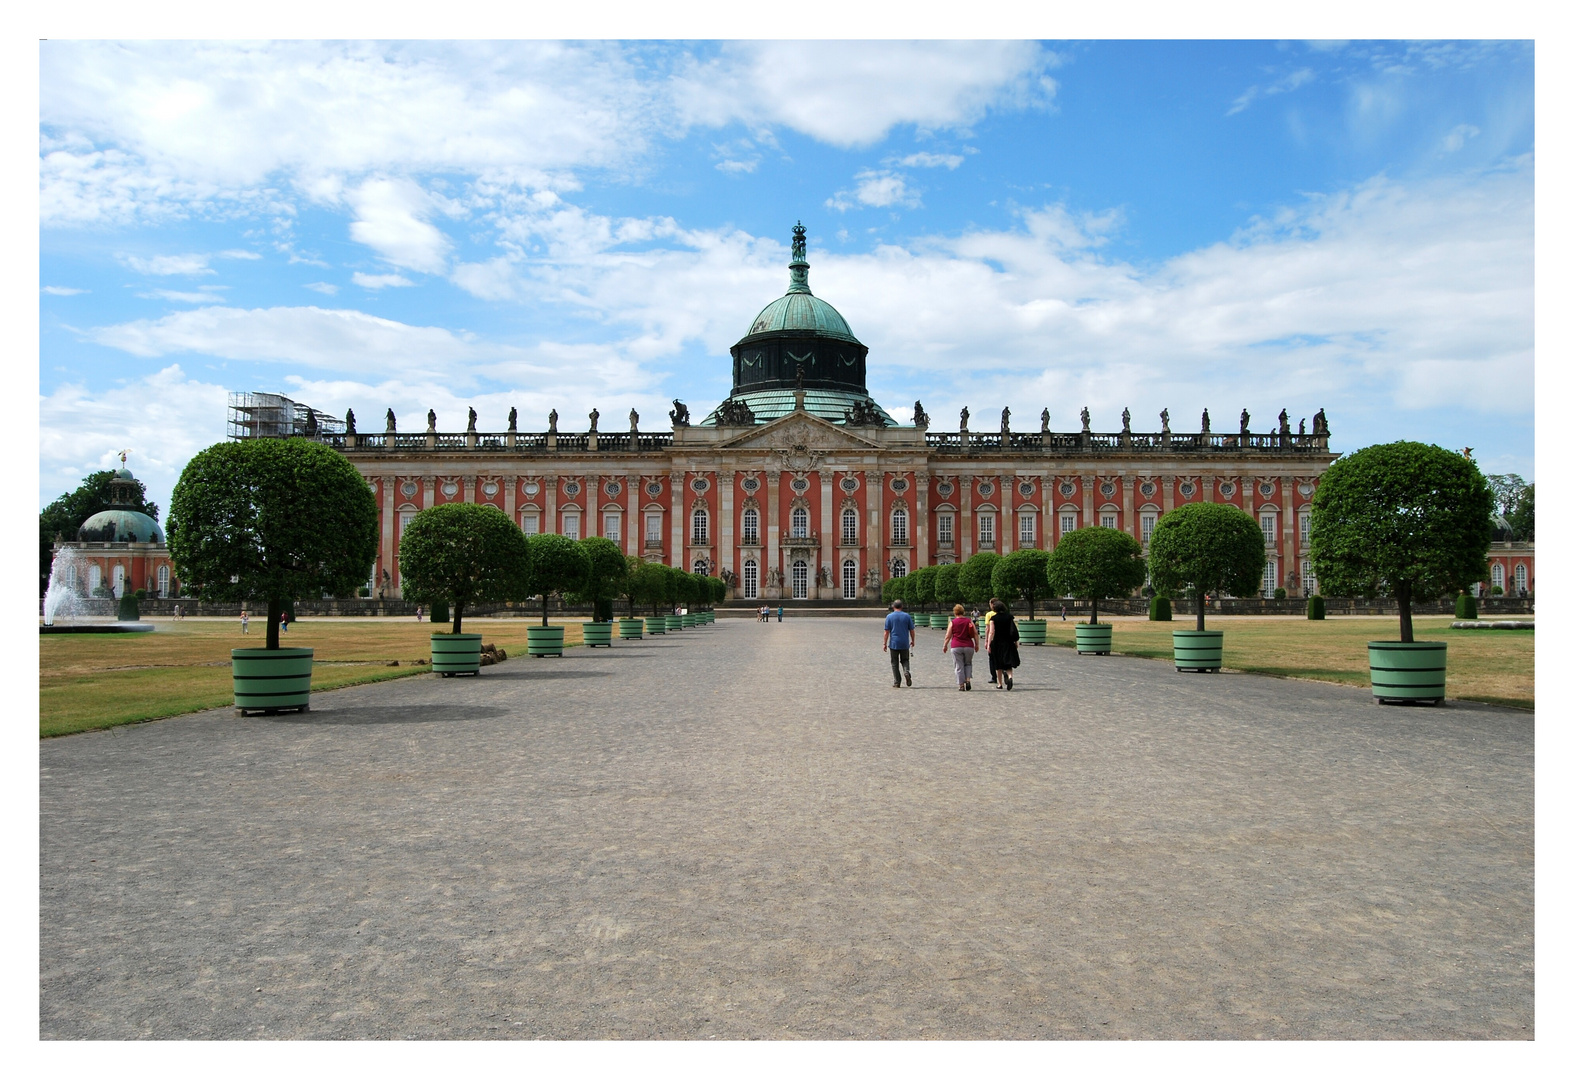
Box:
left=1029, top=615, right=1532, bottom=709
left=39, top=616, right=598, bottom=737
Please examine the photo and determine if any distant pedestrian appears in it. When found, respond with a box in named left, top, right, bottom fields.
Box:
left=174, top=603, right=183, bottom=620
left=415, top=605, right=423, bottom=622
left=776, top=605, right=783, bottom=623
left=983, top=597, right=1000, bottom=685
left=1060, top=604, right=1067, bottom=621
left=884, top=598, right=917, bottom=687
left=942, top=603, right=979, bottom=691
left=240, top=609, right=249, bottom=634
left=986, top=600, right=1021, bottom=690
left=279, top=611, right=289, bottom=634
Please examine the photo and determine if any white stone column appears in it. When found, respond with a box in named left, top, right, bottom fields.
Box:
left=959, top=474, right=973, bottom=559
left=1161, top=475, right=1174, bottom=514
left=766, top=469, right=781, bottom=594
left=504, top=474, right=517, bottom=520
left=626, top=474, right=639, bottom=557
left=545, top=475, right=557, bottom=534
left=866, top=469, right=882, bottom=584
left=587, top=477, right=599, bottom=538
left=1000, top=472, right=1014, bottom=555
left=819, top=469, right=834, bottom=594
left=719, top=471, right=736, bottom=587
left=1040, top=474, right=1053, bottom=549
left=914, top=470, right=929, bottom=568
left=1122, top=475, right=1136, bottom=538
left=379, top=477, right=395, bottom=594
left=670, top=469, right=685, bottom=569
left=1081, top=474, right=1094, bottom=528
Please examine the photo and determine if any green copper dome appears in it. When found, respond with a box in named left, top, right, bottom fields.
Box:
left=78, top=508, right=164, bottom=544
left=742, top=291, right=860, bottom=344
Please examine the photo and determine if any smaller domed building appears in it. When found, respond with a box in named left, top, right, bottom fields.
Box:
left=53, top=459, right=177, bottom=600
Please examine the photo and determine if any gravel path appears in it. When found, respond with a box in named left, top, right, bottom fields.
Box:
left=40, top=619, right=1533, bottom=1039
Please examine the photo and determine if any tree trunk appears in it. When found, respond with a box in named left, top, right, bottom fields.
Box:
left=453, top=599, right=464, bottom=636
left=1397, top=581, right=1413, bottom=643
left=1196, top=590, right=1206, bottom=632
left=1090, top=597, right=1099, bottom=624
left=1027, top=592, right=1035, bottom=621
left=541, top=593, right=549, bottom=627
left=266, top=597, right=282, bottom=649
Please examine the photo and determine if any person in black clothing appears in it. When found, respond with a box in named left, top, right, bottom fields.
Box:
left=986, top=600, right=1021, bottom=690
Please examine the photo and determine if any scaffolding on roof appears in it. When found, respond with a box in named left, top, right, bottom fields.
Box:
left=227, top=392, right=345, bottom=440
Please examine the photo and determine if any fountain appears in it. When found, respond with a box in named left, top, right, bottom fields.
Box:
left=41, top=545, right=87, bottom=626
left=40, top=453, right=158, bottom=634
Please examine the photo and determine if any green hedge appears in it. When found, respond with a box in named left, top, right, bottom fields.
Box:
left=1307, top=595, right=1325, bottom=620
left=1454, top=593, right=1478, bottom=620
left=1148, top=596, right=1172, bottom=621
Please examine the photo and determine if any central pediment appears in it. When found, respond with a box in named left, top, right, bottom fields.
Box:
left=716, top=410, right=884, bottom=452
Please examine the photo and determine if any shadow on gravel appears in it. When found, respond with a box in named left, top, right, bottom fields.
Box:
left=269, top=705, right=510, bottom=725
left=479, top=668, right=613, bottom=680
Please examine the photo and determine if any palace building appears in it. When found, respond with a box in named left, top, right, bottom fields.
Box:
left=288, top=223, right=1349, bottom=602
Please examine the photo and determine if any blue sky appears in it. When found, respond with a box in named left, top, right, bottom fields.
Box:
left=39, top=39, right=1534, bottom=514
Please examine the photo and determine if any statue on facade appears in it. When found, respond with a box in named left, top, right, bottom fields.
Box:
left=548, top=409, right=559, bottom=433
left=959, top=406, right=969, bottom=430
left=817, top=565, right=832, bottom=587
left=844, top=399, right=886, bottom=426
left=385, top=408, right=396, bottom=432
left=913, top=400, right=929, bottom=428
left=795, top=362, right=806, bottom=393
left=865, top=567, right=882, bottom=590
left=589, top=407, right=599, bottom=433
left=426, top=409, right=437, bottom=432
left=720, top=567, right=737, bottom=587
left=1202, top=408, right=1211, bottom=434
left=507, top=406, right=517, bottom=431
left=345, top=408, right=356, bottom=436
left=767, top=566, right=783, bottom=588
left=629, top=408, right=640, bottom=432
left=1160, top=408, right=1169, bottom=434
left=1121, top=407, right=1131, bottom=434
left=467, top=407, right=477, bottom=432
left=715, top=397, right=757, bottom=425
left=1278, top=408, right=1290, bottom=435
left=1001, top=406, right=1011, bottom=434
left=1041, top=407, right=1050, bottom=433
left=1298, top=418, right=1306, bottom=436
left=669, top=399, right=691, bottom=426
left=1239, top=408, right=1250, bottom=435
left=1312, top=408, right=1328, bottom=435
left=1080, top=406, right=1091, bottom=432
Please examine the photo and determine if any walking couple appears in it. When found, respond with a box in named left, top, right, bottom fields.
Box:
left=941, top=600, right=1020, bottom=691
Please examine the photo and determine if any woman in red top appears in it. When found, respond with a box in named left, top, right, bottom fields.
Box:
left=941, top=603, right=980, bottom=691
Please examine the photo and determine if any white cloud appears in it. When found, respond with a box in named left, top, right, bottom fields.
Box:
left=346, top=177, right=452, bottom=273
left=351, top=272, right=415, bottom=289
left=450, top=258, right=518, bottom=301
left=827, top=169, right=921, bottom=211
left=219, top=248, right=261, bottom=260
left=715, top=158, right=758, bottom=175
left=303, top=281, right=339, bottom=295
left=894, top=152, right=964, bottom=170
left=138, top=289, right=227, bottom=304
left=1442, top=124, right=1481, bottom=153
left=119, top=253, right=214, bottom=276
left=673, top=41, right=1056, bottom=148
left=1228, top=66, right=1316, bottom=116
left=38, top=365, right=231, bottom=516
left=42, top=285, right=86, bottom=295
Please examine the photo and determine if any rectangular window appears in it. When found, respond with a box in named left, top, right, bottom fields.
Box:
left=1060, top=513, right=1076, bottom=537
left=692, top=511, right=709, bottom=545
left=891, top=510, right=908, bottom=546
left=520, top=512, right=539, bottom=536
left=1141, top=512, right=1157, bottom=547
left=1101, top=513, right=1117, bottom=530
left=1299, top=512, right=1311, bottom=542
left=978, top=513, right=995, bottom=548
left=603, top=513, right=621, bottom=542
left=563, top=512, right=580, bottom=541
left=1259, top=512, right=1277, bottom=547
left=645, top=513, right=663, bottom=546
left=1018, top=514, right=1036, bottom=547
left=1301, top=559, right=1315, bottom=596
left=742, top=509, right=759, bottom=545
left=1262, top=557, right=1278, bottom=594
left=937, top=513, right=954, bottom=546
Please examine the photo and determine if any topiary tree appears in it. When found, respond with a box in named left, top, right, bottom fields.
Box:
left=1149, top=595, right=1172, bottom=621
left=625, top=557, right=668, bottom=616
left=958, top=551, right=1001, bottom=607
left=526, top=533, right=590, bottom=626
left=991, top=548, right=1052, bottom=620
left=934, top=563, right=964, bottom=611
left=661, top=565, right=690, bottom=613
left=1147, top=503, right=1266, bottom=632
left=397, top=502, right=532, bottom=635
left=1307, top=595, right=1326, bottom=621
left=1310, top=441, right=1492, bottom=643
left=169, top=439, right=378, bottom=649
left=1044, top=526, right=1147, bottom=625
left=707, top=575, right=728, bottom=608
left=881, top=576, right=908, bottom=606
left=907, top=564, right=939, bottom=613
left=571, top=537, right=628, bottom=622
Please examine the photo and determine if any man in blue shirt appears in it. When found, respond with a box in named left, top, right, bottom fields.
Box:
left=883, top=598, right=917, bottom=687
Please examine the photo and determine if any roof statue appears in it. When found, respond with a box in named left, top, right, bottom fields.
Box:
left=843, top=398, right=888, bottom=427
left=548, top=409, right=558, bottom=432
left=1240, top=408, right=1250, bottom=435
left=1279, top=409, right=1291, bottom=435
left=912, top=400, right=929, bottom=428
left=1160, top=408, right=1169, bottom=434
left=345, top=408, right=356, bottom=436
left=714, top=397, right=757, bottom=425
left=1001, top=406, right=1010, bottom=434
left=629, top=408, right=639, bottom=432
left=386, top=408, right=396, bottom=432
left=588, top=407, right=599, bottom=433
left=426, top=409, right=437, bottom=432
left=1041, top=407, right=1050, bottom=433
left=1202, top=408, right=1211, bottom=434
left=1080, top=406, right=1091, bottom=432
left=960, top=406, right=969, bottom=430
left=669, top=399, right=691, bottom=427
left=1313, top=408, right=1328, bottom=435
left=507, top=407, right=517, bottom=431
left=1298, top=418, right=1306, bottom=436
left=467, top=407, right=477, bottom=432
left=1121, top=407, right=1131, bottom=434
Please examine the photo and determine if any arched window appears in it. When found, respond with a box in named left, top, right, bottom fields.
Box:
left=1491, top=563, right=1505, bottom=590
left=692, top=507, right=709, bottom=544
left=791, top=506, right=809, bottom=538
left=791, top=559, right=809, bottom=599
left=1515, top=564, right=1528, bottom=594
left=157, top=564, right=170, bottom=598
left=841, top=508, right=858, bottom=545
left=112, top=564, right=125, bottom=598
left=743, top=559, right=759, bottom=599
left=891, top=508, right=909, bottom=545
left=88, top=564, right=102, bottom=595
left=693, top=558, right=710, bottom=577
left=1301, top=559, right=1316, bottom=597
left=891, top=557, right=908, bottom=578
left=742, top=507, right=759, bottom=545
left=842, top=559, right=858, bottom=599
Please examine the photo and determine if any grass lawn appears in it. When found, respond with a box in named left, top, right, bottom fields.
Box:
left=1026, top=614, right=1533, bottom=710
left=39, top=615, right=601, bottom=738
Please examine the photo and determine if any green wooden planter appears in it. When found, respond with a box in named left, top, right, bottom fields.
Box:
left=526, top=626, right=566, bottom=657
left=232, top=647, right=314, bottom=713
left=704, top=611, right=715, bottom=624
left=1075, top=622, right=1113, bottom=655
left=681, top=613, right=697, bottom=629
left=430, top=632, right=482, bottom=676
left=1173, top=629, right=1224, bottom=672
left=931, top=613, right=950, bottom=628
left=1018, top=619, right=1047, bottom=645
left=582, top=622, right=613, bottom=648
left=645, top=616, right=667, bottom=635
left=665, top=614, right=685, bottom=633
left=618, top=617, right=644, bottom=639
left=1368, top=641, right=1447, bottom=704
